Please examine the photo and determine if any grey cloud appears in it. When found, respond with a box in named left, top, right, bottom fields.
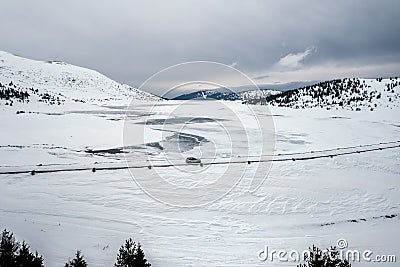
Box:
left=0, top=0, right=399, bottom=95
left=252, top=75, right=270, bottom=80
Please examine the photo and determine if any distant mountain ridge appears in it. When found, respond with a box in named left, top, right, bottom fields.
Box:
left=170, top=81, right=319, bottom=101
left=172, top=89, right=281, bottom=101
left=172, top=77, right=400, bottom=111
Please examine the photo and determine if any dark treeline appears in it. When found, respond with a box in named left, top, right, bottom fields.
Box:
left=0, top=82, right=30, bottom=105
left=0, top=229, right=151, bottom=267
left=2, top=228, right=356, bottom=266
left=0, top=81, right=64, bottom=106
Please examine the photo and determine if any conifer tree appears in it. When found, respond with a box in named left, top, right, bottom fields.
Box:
left=16, top=241, right=44, bottom=267
left=115, top=238, right=136, bottom=267
left=64, top=250, right=87, bottom=267
left=135, top=243, right=151, bottom=267
left=115, top=239, right=151, bottom=267
left=297, top=245, right=351, bottom=267
left=0, top=229, right=19, bottom=267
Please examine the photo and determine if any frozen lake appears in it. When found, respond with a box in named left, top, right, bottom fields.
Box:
left=0, top=101, right=399, bottom=266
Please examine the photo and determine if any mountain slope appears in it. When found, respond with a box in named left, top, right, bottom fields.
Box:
left=245, top=78, right=400, bottom=111
left=0, top=51, right=160, bottom=105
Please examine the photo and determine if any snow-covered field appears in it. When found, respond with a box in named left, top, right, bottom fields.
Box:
left=0, top=52, right=399, bottom=266
left=1, top=101, right=399, bottom=266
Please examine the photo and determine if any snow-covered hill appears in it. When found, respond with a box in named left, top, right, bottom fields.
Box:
left=245, top=78, right=400, bottom=111
left=239, top=88, right=281, bottom=101
left=0, top=51, right=160, bottom=105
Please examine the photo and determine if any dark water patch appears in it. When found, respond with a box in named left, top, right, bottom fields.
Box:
left=84, top=130, right=208, bottom=157
left=43, top=112, right=64, bottom=116
left=69, top=110, right=128, bottom=115
left=331, top=116, right=351, bottom=119
left=276, top=133, right=310, bottom=145
left=164, top=132, right=208, bottom=153
left=85, top=148, right=125, bottom=154
left=0, top=144, right=26, bottom=149
left=140, top=131, right=208, bottom=154
left=138, top=116, right=225, bottom=125
left=146, top=142, right=165, bottom=151
left=43, top=110, right=127, bottom=116
left=101, top=105, right=128, bottom=110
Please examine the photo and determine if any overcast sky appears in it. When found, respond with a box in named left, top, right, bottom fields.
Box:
left=1, top=0, right=399, bottom=95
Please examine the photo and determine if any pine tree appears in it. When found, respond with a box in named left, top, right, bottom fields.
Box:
left=64, top=250, right=87, bottom=267
left=297, top=245, right=351, bottom=267
left=0, top=229, right=19, bottom=267
left=31, top=252, right=45, bottom=267
left=115, top=239, right=151, bottom=267
left=15, top=241, right=44, bottom=267
left=115, top=238, right=136, bottom=267
left=135, top=243, right=151, bottom=267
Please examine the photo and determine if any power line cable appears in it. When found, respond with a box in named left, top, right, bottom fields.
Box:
left=0, top=142, right=399, bottom=175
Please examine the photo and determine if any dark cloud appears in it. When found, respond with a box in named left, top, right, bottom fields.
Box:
left=253, top=75, right=270, bottom=80
left=1, top=0, right=399, bottom=94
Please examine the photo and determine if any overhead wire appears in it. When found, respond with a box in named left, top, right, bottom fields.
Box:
left=0, top=141, right=399, bottom=175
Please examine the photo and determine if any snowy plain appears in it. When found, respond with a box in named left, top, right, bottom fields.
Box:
left=0, top=51, right=399, bottom=266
